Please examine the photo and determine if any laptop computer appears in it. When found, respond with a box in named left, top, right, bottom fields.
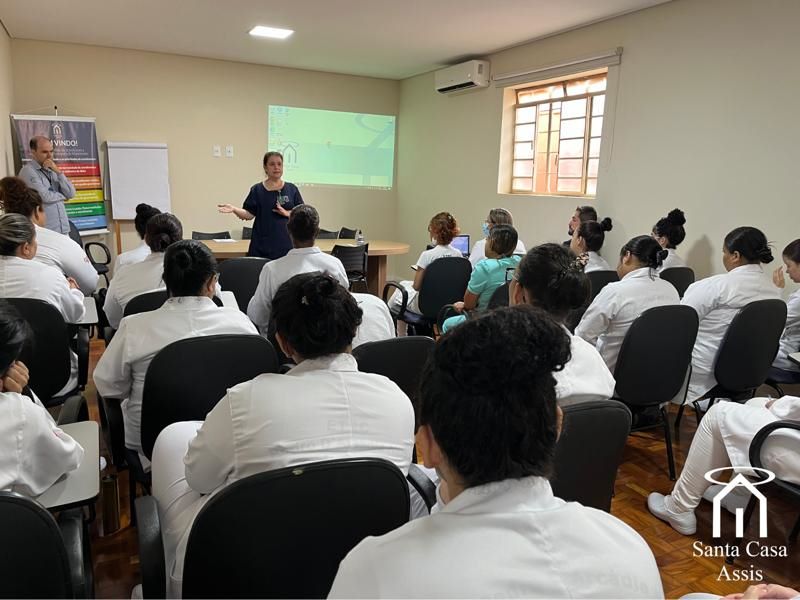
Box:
left=452, top=234, right=470, bottom=257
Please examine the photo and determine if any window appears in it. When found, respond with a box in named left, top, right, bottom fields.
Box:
left=511, top=73, right=606, bottom=196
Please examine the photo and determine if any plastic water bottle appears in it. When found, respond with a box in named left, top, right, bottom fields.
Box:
left=356, top=230, right=365, bottom=245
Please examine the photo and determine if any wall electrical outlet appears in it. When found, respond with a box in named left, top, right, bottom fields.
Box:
left=225, top=145, right=234, bottom=158
left=212, top=145, right=221, bottom=157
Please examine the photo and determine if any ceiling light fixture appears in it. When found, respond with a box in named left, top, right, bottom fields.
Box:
left=249, top=25, right=294, bottom=40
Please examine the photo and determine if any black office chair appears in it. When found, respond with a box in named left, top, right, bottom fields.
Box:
left=675, top=299, right=788, bottom=428
left=242, top=226, right=252, bottom=240
left=191, top=231, right=231, bottom=240
left=67, top=220, right=83, bottom=248
left=353, top=336, right=434, bottom=405
left=612, top=305, right=699, bottom=480
left=69, top=219, right=112, bottom=287
left=317, top=228, right=339, bottom=239
left=217, top=257, right=269, bottom=312
left=659, top=267, right=695, bottom=298
left=125, top=290, right=224, bottom=317
left=550, top=399, right=632, bottom=511
left=406, top=463, right=437, bottom=512
left=0, top=492, right=93, bottom=598
left=4, top=298, right=89, bottom=407
left=338, top=227, right=358, bottom=239
left=764, top=362, right=800, bottom=397
left=383, top=257, right=472, bottom=337
left=332, top=243, right=368, bottom=292
left=564, top=270, right=618, bottom=331
left=487, top=281, right=510, bottom=309
left=136, top=458, right=410, bottom=599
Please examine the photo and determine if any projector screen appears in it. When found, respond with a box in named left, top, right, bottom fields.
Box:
left=268, top=105, right=396, bottom=189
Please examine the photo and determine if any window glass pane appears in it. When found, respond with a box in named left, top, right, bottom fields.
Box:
left=512, top=177, right=532, bottom=191
left=535, top=152, right=549, bottom=174
left=591, top=117, right=603, bottom=137
left=558, top=159, right=583, bottom=178
left=588, top=77, right=607, bottom=92
left=536, top=130, right=549, bottom=153
left=513, top=160, right=534, bottom=178
left=515, top=124, right=535, bottom=142
left=566, top=78, right=589, bottom=96
left=549, top=133, right=560, bottom=153
left=536, top=106, right=551, bottom=131
left=592, top=95, right=605, bottom=116
left=561, top=98, right=586, bottom=119
left=586, top=178, right=598, bottom=195
left=514, top=142, right=534, bottom=160
left=549, top=85, right=565, bottom=99
left=557, top=178, right=582, bottom=192
left=560, top=138, right=584, bottom=159
left=560, top=118, right=585, bottom=139
left=515, top=106, right=537, bottom=124
left=589, top=138, right=601, bottom=158
left=587, top=158, right=599, bottom=178
left=549, top=111, right=561, bottom=132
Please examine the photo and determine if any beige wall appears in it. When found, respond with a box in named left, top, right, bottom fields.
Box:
left=0, top=26, right=14, bottom=176
left=11, top=40, right=399, bottom=257
left=395, top=0, right=800, bottom=281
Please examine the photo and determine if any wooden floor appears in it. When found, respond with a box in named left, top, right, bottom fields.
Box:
left=83, top=339, right=800, bottom=598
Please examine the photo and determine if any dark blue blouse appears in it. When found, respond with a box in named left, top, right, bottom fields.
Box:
left=242, top=182, right=304, bottom=259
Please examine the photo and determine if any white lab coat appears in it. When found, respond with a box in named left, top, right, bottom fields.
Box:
left=575, top=267, right=680, bottom=373
left=0, top=391, right=84, bottom=496
left=656, top=248, right=686, bottom=273
left=682, top=264, right=781, bottom=401
left=329, top=476, right=664, bottom=599
left=34, top=224, right=98, bottom=294
left=351, top=292, right=395, bottom=348
left=469, top=238, right=527, bottom=268
left=152, top=353, right=415, bottom=597
left=584, top=250, right=612, bottom=273
left=113, top=241, right=150, bottom=274
left=93, top=296, right=258, bottom=458
left=0, top=256, right=85, bottom=323
left=103, top=251, right=167, bottom=329
left=246, top=247, right=349, bottom=335
left=556, top=329, right=616, bottom=405
left=774, top=289, right=800, bottom=372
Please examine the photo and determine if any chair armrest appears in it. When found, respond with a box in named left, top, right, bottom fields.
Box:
left=57, top=395, right=88, bottom=426
left=748, top=419, right=800, bottom=472
left=407, top=463, right=437, bottom=512
left=436, top=304, right=459, bottom=331
left=98, top=394, right=127, bottom=469
left=85, top=241, right=111, bottom=266
left=135, top=496, right=166, bottom=599
left=382, top=281, right=407, bottom=316
left=58, top=508, right=93, bottom=599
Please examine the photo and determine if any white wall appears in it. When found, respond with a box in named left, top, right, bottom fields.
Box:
left=396, top=0, right=800, bottom=281
left=0, top=25, right=14, bottom=176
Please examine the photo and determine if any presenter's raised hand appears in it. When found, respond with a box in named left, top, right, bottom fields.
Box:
left=43, top=158, right=61, bottom=173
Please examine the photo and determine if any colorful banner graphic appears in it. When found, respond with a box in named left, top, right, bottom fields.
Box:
left=10, top=115, right=108, bottom=231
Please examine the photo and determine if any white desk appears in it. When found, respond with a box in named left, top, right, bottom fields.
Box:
left=36, top=421, right=100, bottom=511
left=789, top=352, right=800, bottom=367
left=77, top=296, right=98, bottom=326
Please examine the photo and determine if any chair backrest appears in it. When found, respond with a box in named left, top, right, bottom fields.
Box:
left=416, top=257, right=472, bottom=318
left=587, top=270, right=619, bottom=301
left=217, top=257, right=269, bottom=312
left=550, top=399, right=632, bottom=512
left=3, top=298, right=71, bottom=403
left=338, top=227, right=358, bottom=239
left=614, top=305, right=699, bottom=405
left=317, top=229, right=339, bottom=239
left=140, top=334, right=279, bottom=459
left=124, top=290, right=169, bottom=317
left=242, top=226, right=252, bottom=240
left=191, top=231, right=231, bottom=240
left=659, top=267, right=695, bottom=298
left=487, top=281, right=510, bottom=310
left=332, top=243, right=368, bottom=276
left=182, top=458, right=410, bottom=599
left=0, top=492, right=73, bottom=598
left=67, top=220, right=83, bottom=248
left=714, top=299, right=788, bottom=393
left=353, top=336, right=434, bottom=406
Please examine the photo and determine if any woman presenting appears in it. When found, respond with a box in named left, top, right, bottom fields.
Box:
left=218, top=151, right=304, bottom=259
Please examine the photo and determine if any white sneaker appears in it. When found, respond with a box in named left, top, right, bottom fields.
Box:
left=702, top=484, right=751, bottom=514
left=647, top=492, right=697, bottom=535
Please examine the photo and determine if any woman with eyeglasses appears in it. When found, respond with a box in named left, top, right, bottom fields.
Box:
left=469, top=208, right=526, bottom=268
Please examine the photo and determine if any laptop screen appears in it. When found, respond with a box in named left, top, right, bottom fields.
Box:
left=451, top=234, right=470, bottom=256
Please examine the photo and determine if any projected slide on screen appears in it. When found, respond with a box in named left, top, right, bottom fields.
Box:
left=268, top=105, right=396, bottom=189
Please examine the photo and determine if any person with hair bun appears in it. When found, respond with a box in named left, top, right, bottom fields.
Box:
left=329, top=306, right=662, bottom=599
left=575, top=235, right=680, bottom=371
left=469, top=207, right=526, bottom=267
left=247, top=204, right=348, bottom=335
left=570, top=217, right=614, bottom=273
left=652, top=208, right=687, bottom=272
left=682, top=226, right=780, bottom=401
left=0, top=300, right=84, bottom=495
left=103, top=213, right=185, bottom=329
left=151, top=272, right=414, bottom=597
left=510, top=243, right=615, bottom=403
left=94, top=240, right=257, bottom=467
left=113, top=203, right=162, bottom=273
left=0, top=176, right=98, bottom=293
left=770, top=239, right=800, bottom=382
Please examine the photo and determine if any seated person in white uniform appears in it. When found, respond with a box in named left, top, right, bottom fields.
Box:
left=569, top=217, right=613, bottom=273
left=0, top=301, right=83, bottom=495
left=648, top=395, right=800, bottom=536
left=652, top=208, right=687, bottom=273
left=329, top=306, right=664, bottom=599
left=0, top=176, right=98, bottom=294
left=103, top=213, right=183, bottom=329
left=681, top=227, right=780, bottom=403
left=351, top=292, right=395, bottom=348
left=152, top=272, right=415, bottom=597
left=469, top=207, right=526, bottom=267
left=113, top=203, right=160, bottom=274
left=769, top=239, right=800, bottom=383
left=575, top=235, right=680, bottom=372
left=510, top=243, right=615, bottom=404
left=247, top=204, right=348, bottom=335
left=94, top=240, right=257, bottom=468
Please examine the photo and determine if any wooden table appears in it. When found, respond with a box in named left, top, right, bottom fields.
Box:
left=201, top=239, right=410, bottom=296
left=36, top=421, right=100, bottom=511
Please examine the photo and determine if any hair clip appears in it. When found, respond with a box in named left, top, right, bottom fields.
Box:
left=572, top=253, right=590, bottom=271
left=301, top=296, right=309, bottom=306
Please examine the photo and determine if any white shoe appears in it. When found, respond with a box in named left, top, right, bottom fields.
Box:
left=131, top=584, right=143, bottom=600
left=702, top=484, right=751, bottom=514
left=647, top=492, right=697, bottom=535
